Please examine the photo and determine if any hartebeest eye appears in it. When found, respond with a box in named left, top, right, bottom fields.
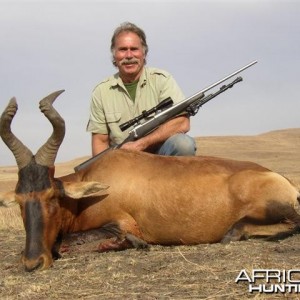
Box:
left=39, top=189, right=60, bottom=216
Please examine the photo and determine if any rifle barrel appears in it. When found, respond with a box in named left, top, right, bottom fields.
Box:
left=196, top=60, right=257, bottom=96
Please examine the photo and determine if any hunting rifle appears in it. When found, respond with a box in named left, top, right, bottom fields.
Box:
left=74, top=60, right=257, bottom=171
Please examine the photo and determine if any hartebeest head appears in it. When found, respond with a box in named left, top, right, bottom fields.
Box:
left=0, top=91, right=108, bottom=271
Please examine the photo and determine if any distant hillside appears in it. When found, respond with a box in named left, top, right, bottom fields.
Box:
left=195, top=128, right=300, bottom=177
left=0, top=128, right=299, bottom=184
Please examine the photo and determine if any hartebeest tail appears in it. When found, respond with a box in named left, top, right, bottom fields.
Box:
left=1, top=90, right=300, bottom=272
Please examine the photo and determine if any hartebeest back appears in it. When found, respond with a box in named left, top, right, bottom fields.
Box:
left=1, top=91, right=300, bottom=272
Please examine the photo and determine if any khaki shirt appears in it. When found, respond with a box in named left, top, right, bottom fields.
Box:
left=86, top=67, right=185, bottom=145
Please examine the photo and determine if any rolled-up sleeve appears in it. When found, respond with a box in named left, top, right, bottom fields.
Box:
left=86, top=89, right=108, bottom=134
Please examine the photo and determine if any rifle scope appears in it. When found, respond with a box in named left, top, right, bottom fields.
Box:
left=119, top=97, right=174, bottom=132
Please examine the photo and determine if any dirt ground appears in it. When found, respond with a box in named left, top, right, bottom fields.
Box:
left=1, top=128, right=300, bottom=299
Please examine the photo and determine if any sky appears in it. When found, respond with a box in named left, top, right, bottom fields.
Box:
left=0, top=0, right=299, bottom=166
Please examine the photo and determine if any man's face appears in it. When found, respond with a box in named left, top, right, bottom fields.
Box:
left=113, top=31, right=146, bottom=83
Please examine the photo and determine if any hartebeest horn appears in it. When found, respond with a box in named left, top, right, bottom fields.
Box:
left=0, top=98, right=33, bottom=169
left=35, top=90, right=65, bottom=166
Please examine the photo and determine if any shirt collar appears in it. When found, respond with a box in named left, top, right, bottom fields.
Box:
left=110, top=67, right=147, bottom=88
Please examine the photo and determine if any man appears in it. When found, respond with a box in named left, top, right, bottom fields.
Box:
left=87, top=22, right=196, bottom=156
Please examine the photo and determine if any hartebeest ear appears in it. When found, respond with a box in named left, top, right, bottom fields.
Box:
left=0, top=191, right=17, bottom=207
left=62, top=181, right=109, bottom=199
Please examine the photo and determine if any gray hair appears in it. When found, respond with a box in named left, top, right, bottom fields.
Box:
left=111, top=22, right=148, bottom=65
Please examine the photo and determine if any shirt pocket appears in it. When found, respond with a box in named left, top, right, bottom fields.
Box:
left=106, top=112, right=122, bottom=124
left=105, top=112, right=125, bottom=144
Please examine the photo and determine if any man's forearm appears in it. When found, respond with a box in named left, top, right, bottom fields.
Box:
left=121, top=115, right=190, bottom=151
left=92, top=133, right=110, bottom=156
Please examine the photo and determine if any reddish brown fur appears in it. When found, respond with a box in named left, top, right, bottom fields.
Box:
left=1, top=93, right=300, bottom=272
left=57, top=150, right=299, bottom=245
left=3, top=149, right=300, bottom=271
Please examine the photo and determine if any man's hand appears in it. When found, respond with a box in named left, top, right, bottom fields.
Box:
left=120, top=139, right=148, bottom=151
left=121, top=115, right=190, bottom=152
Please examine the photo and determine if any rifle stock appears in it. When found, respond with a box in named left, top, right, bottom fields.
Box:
left=74, top=61, right=257, bottom=172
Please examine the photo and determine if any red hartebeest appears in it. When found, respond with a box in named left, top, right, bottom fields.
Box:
left=1, top=91, right=300, bottom=272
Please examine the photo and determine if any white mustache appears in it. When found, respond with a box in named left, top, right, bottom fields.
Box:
left=121, top=58, right=139, bottom=65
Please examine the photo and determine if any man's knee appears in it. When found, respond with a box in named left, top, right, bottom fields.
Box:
left=157, top=134, right=196, bottom=156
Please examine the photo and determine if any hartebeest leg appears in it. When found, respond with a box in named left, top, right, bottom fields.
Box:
left=61, top=223, right=123, bottom=252
left=223, top=200, right=300, bottom=243
left=97, top=234, right=148, bottom=252
left=61, top=222, right=149, bottom=253
left=96, top=221, right=148, bottom=252
left=221, top=220, right=249, bottom=243
left=125, top=233, right=149, bottom=249
left=265, top=203, right=300, bottom=241
left=52, top=232, right=63, bottom=259
left=97, top=221, right=148, bottom=251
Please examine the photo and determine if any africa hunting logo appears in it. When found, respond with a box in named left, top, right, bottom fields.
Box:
left=235, top=269, right=300, bottom=293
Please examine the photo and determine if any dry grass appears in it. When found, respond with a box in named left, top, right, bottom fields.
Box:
left=0, top=206, right=22, bottom=230
left=1, top=128, right=300, bottom=299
